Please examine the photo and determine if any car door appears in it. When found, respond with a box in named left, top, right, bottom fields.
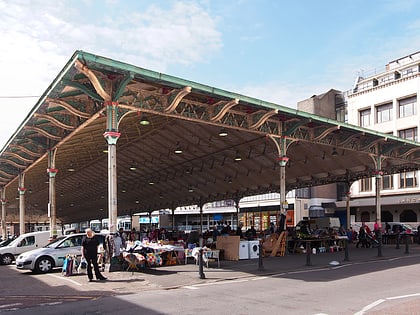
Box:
left=15, top=235, right=37, bottom=254
left=54, top=235, right=84, bottom=267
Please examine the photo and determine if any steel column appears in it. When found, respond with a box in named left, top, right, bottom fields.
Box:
left=18, top=173, right=26, bottom=235
left=374, top=160, right=383, bottom=257
left=104, top=101, right=120, bottom=234
left=47, top=149, right=58, bottom=238
left=346, top=183, right=351, bottom=230
left=1, top=189, right=6, bottom=239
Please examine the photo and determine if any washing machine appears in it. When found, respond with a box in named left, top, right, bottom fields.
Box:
left=248, top=240, right=260, bottom=259
left=239, top=241, right=249, bottom=259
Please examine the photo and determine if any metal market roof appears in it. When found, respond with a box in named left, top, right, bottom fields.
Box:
left=2, top=50, right=420, bottom=224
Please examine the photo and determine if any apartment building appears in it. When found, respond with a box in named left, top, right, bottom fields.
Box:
left=340, top=51, right=420, bottom=224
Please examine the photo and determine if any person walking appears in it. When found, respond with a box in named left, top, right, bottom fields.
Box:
left=81, top=228, right=107, bottom=282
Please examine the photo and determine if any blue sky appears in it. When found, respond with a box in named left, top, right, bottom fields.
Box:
left=0, top=0, right=419, bottom=148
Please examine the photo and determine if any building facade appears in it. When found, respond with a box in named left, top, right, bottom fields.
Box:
left=339, top=51, right=420, bottom=224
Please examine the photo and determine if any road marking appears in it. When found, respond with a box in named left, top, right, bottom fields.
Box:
left=183, top=278, right=250, bottom=289
left=251, top=276, right=268, bottom=280
left=386, top=292, right=420, bottom=300
left=183, top=286, right=200, bottom=290
left=0, top=303, right=22, bottom=309
left=354, top=299, right=385, bottom=315
left=38, top=302, right=63, bottom=306
left=355, top=292, right=420, bottom=315
left=48, top=274, right=83, bottom=286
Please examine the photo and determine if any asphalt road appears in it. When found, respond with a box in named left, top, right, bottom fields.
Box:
left=2, top=248, right=420, bottom=314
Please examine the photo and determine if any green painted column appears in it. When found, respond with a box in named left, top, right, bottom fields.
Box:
left=47, top=149, right=59, bottom=238
left=18, top=173, right=26, bottom=235
left=1, top=189, right=6, bottom=239
left=47, top=167, right=59, bottom=238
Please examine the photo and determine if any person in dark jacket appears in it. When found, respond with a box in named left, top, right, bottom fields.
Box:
left=81, top=228, right=107, bottom=282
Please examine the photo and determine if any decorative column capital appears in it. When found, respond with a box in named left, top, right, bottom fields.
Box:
left=47, top=168, right=59, bottom=178
left=104, top=101, right=119, bottom=107
left=373, top=170, right=383, bottom=178
left=277, top=156, right=289, bottom=167
left=103, top=131, right=121, bottom=145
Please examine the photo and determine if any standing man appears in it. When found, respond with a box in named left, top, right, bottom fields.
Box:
left=81, top=228, right=107, bottom=282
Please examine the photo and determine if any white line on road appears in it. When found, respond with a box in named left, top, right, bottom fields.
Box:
left=354, top=292, right=420, bottom=315
left=251, top=276, right=268, bottom=280
left=183, top=278, right=250, bottom=290
left=38, top=302, right=63, bottom=306
left=0, top=303, right=22, bottom=309
left=354, top=299, right=385, bottom=315
left=48, top=273, right=83, bottom=286
left=183, top=286, right=200, bottom=290
left=386, top=292, right=420, bottom=300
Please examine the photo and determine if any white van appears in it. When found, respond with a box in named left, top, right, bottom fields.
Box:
left=0, top=231, right=61, bottom=265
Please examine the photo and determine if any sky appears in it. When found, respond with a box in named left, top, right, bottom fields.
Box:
left=0, top=0, right=419, bottom=149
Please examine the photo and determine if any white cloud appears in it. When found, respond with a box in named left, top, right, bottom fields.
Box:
left=0, top=0, right=222, bottom=149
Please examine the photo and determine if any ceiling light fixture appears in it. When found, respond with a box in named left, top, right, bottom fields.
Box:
left=332, top=148, right=338, bottom=156
left=218, top=128, right=228, bottom=137
left=139, top=113, right=150, bottom=126
left=174, top=142, right=183, bottom=154
left=234, top=152, right=242, bottom=161
left=129, top=162, right=137, bottom=171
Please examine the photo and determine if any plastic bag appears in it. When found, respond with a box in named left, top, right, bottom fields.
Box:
left=80, top=257, right=87, bottom=269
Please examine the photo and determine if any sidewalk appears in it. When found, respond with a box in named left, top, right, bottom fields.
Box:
left=74, top=242, right=420, bottom=295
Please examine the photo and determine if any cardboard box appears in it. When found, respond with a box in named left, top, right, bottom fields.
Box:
left=216, top=235, right=240, bottom=261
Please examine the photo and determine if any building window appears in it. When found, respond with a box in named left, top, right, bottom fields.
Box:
left=398, top=127, right=418, bottom=141
left=379, top=73, right=395, bottom=85
left=399, top=96, right=417, bottom=118
left=360, top=178, right=372, bottom=192
left=336, top=105, right=347, bottom=122
left=360, top=211, right=371, bottom=222
left=401, top=66, right=418, bottom=78
left=376, top=102, right=392, bottom=123
left=382, top=175, right=393, bottom=190
left=399, top=171, right=417, bottom=188
left=359, top=109, right=371, bottom=127
left=400, top=209, right=417, bottom=222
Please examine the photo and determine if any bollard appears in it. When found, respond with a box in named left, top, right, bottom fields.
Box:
left=404, top=234, right=409, bottom=255
left=396, top=233, right=400, bottom=249
left=306, top=242, right=312, bottom=266
left=198, top=248, right=206, bottom=279
left=344, top=238, right=350, bottom=261
left=258, top=240, right=264, bottom=271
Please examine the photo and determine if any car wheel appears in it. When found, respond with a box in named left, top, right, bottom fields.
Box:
left=35, top=256, right=54, bottom=273
left=1, top=253, right=14, bottom=265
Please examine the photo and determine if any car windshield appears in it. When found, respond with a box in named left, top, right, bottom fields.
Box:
left=7, top=236, right=25, bottom=247
left=0, top=239, right=12, bottom=247
left=403, top=223, right=414, bottom=230
left=44, top=236, right=66, bottom=248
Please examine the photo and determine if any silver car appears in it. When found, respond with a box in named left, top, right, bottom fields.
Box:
left=16, top=233, right=105, bottom=273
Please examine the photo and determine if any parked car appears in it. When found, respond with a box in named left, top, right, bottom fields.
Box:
left=0, top=231, right=61, bottom=265
left=16, top=232, right=106, bottom=273
left=0, top=237, right=16, bottom=248
left=384, top=222, right=417, bottom=235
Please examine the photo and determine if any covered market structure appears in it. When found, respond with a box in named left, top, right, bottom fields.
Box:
left=1, top=51, right=420, bottom=239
